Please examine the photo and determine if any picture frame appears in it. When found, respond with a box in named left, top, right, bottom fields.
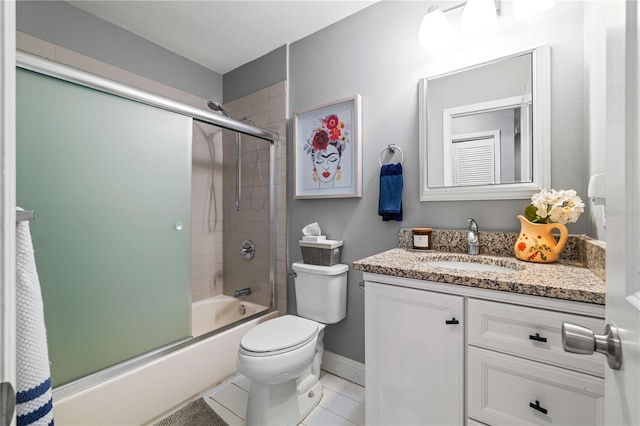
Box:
left=293, top=95, right=362, bottom=199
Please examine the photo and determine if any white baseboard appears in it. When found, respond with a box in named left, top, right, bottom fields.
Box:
left=321, top=350, right=365, bottom=387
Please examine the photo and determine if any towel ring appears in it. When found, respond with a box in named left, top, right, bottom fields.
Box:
left=378, top=144, right=404, bottom=167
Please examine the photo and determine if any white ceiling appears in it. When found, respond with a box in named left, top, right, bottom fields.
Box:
left=67, top=1, right=379, bottom=75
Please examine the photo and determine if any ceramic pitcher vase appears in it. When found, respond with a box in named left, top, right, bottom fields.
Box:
left=514, top=215, right=568, bottom=263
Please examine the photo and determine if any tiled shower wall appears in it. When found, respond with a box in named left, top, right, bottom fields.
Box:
left=223, top=84, right=287, bottom=314
left=17, top=31, right=288, bottom=314
left=191, top=122, right=224, bottom=302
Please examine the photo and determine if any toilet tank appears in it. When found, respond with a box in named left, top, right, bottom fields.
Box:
left=292, top=261, right=348, bottom=324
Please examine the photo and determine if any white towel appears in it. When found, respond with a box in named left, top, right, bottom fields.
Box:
left=16, top=217, right=54, bottom=426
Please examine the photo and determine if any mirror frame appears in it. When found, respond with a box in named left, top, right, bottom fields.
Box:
left=419, top=44, right=550, bottom=201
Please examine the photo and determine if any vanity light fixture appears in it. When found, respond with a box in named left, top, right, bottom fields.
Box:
left=418, top=0, right=506, bottom=51
left=461, top=0, right=498, bottom=35
left=513, top=0, right=557, bottom=20
left=418, top=6, right=456, bottom=51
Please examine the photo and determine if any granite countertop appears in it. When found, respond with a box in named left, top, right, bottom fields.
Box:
left=353, top=248, right=606, bottom=305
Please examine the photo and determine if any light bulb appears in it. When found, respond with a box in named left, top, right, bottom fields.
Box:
left=418, top=7, right=456, bottom=51
left=513, top=0, right=557, bottom=20
left=461, top=0, right=497, bottom=36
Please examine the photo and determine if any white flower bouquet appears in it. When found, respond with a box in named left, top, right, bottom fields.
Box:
left=524, top=188, right=585, bottom=225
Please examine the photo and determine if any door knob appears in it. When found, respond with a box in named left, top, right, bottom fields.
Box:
left=562, top=322, right=622, bottom=370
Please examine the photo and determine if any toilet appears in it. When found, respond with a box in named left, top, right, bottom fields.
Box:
left=237, top=261, right=349, bottom=426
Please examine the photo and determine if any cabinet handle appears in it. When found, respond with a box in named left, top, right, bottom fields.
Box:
left=529, top=400, right=548, bottom=415
left=445, top=318, right=459, bottom=325
left=529, top=333, right=547, bottom=342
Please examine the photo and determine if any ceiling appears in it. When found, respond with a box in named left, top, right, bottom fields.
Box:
left=67, top=1, right=379, bottom=75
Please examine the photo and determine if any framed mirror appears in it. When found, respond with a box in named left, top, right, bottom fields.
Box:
left=419, top=44, right=550, bottom=201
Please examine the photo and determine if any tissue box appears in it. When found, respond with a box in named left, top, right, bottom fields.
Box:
left=302, top=235, right=327, bottom=242
left=299, top=240, right=343, bottom=266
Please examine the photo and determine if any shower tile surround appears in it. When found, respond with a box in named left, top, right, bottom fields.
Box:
left=221, top=84, right=287, bottom=312
left=192, top=121, right=225, bottom=302
left=17, top=31, right=288, bottom=315
left=353, top=229, right=606, bottom=304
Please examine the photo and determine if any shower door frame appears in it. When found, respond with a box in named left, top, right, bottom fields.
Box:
left=15, top=51, right=279, bottom=398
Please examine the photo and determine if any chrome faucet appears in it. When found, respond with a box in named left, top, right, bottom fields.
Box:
left=233, top=287, right=252, bottom=298
left=467, top=218, right=479, bottom=255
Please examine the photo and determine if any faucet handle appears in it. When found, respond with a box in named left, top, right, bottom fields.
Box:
left=468, top=218, right=478, bottom=232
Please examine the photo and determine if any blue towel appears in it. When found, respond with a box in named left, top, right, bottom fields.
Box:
left=378, top=163, right=403, bottom=221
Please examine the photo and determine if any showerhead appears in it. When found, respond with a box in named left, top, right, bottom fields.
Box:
left=207, top=101, right=231, bottom=118
left=241, top=116, right=255, bottom=125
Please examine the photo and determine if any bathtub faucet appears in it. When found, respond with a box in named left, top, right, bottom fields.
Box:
left=234, top=287, right=252, bottom=298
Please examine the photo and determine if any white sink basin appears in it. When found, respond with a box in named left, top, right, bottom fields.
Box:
left=426, top=260, right=517, bottom=274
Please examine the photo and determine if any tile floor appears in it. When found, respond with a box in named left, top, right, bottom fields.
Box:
left=203, top=371, right=365, bottom=426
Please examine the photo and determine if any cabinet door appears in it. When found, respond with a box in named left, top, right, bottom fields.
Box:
left=365, top=281, right=464, bottom=426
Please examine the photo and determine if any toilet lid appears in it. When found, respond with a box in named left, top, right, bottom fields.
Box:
left=240, top=315, right=319, bottom=353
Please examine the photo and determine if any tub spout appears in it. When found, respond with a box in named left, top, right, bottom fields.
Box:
left=234, top=287, right=252, bottom=298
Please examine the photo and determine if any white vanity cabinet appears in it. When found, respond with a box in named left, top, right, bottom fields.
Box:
left=365, top=281, right=464, bottom=426
left=364, top=275, right=606, bottom=426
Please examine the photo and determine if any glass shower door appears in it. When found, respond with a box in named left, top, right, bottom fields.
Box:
left=16, top=68, right=192, bottom=387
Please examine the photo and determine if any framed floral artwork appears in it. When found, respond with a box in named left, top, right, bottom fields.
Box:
left=293, top=95, right=362, bottom=199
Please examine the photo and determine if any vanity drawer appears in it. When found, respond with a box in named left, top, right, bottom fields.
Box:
left=468, top=347, right=604, bottom=426
left=467, top=299, right=605, bottom=377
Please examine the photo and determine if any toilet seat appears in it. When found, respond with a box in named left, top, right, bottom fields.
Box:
left=240, top=315, right=319, bottom=357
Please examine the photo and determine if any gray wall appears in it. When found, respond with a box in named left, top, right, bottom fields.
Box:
left=224, top=45, right=287, bottom=103
left=16, top=1, right=223, bottom=103
left=288, top=1, right=588, bottom=363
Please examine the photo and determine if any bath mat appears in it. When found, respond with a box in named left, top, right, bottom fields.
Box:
left=153, top=398, right=228, bottom=426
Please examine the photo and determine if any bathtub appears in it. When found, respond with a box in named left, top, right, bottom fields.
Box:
left=52, top=300, right=277, bottom=425
left=192, top=295, right=268, bottom=337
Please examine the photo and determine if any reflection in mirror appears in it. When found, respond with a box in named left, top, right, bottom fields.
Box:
left=419, top=45, right=550, bottom=201
left=445, top=96, right=532, bottom=186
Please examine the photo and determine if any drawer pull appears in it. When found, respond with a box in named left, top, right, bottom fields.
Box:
left=529, top=400, right=548, bottom=415
left=529, top=333, right=548, bottom=343
left=445, top=318, right=459, bottom=325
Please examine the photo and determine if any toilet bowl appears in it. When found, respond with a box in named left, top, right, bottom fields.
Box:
left=237, top=262, right=348, bottom=426
left=237, top=315, right=324, bottom=384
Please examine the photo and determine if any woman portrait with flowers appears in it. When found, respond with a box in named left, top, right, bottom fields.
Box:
left=294, top=95, right=361, bottom=199
left=304, top=113, right=350, bottom=187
